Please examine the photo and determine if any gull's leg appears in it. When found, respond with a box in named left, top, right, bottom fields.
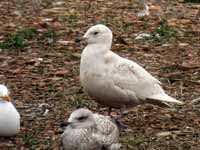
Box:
left=108, top=107, right=112, bottom=116
left=96, top=104, right=106, bottom=111
left=96, top=104, right=101, bottom=111
left=115, top=106, right=130, bottom=131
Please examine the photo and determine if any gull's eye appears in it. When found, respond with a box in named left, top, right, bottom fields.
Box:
left=77, top=116, right=87, bottom=121
left=93, top=32, right=99, bottom=35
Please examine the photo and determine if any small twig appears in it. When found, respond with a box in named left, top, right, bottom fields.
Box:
left=166, top=78, right=200, bottom=85
left=190, top=97, right=200, bottom=105
left=180, top=81, right=183, bottom=96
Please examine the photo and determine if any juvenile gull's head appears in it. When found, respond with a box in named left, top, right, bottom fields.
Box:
left=67, top=108, right=96, bottom=129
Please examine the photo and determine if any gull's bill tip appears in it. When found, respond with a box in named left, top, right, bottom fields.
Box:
left=75, top=36, right=87, bottom=43
left=2, top=95, right=11, bottom=101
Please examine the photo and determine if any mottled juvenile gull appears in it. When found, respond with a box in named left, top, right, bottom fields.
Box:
left=0, top=84, right=20, bottom=136
left=79, top=24, right=184, bottom=115
left=61, top=108, right=120, bottom=150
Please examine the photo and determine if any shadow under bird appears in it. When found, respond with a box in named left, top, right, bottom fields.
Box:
left=61, top=108, right=121, bottom=150
left=0, top=84, right=20, bottom=136
left=79, top=24, right=184, bottom=116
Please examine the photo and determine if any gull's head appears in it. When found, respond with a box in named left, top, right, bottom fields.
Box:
left=67, top=108, right=95, bottom=129
left=83, top=24, right=113, bottom=45
left=0, top=84, right=11, bottom=102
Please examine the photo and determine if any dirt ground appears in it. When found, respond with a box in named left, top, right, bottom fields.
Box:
left=0, top=0, right=200, bottom=149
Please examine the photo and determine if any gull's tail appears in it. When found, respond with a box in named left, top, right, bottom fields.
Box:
left=146, top=94, right=184, bottom=107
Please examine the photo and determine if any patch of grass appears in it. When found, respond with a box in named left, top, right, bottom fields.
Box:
left=120, top=132, right=145, bottom=149
left=155, top=23, right=176, bottom=39
left=99, top=18, right=111, bottom=26
left=144, top=23, right=177, bottom=43
left=122, top=23, right=134, bottom=33
left=48, top=84, right=57, bottom=93
left=0, top=27, right=38, bottom=49
left=20, top=27, right=38, bottom=39
left=41, top=137, right=53, bottom=149
left=121, top=138, right=144, bottom=146
left=0, top=34, right=25, bottom=49
left=183, top=0, right=200, bottom=3
left=59, top=11, right=79, bottom=26
left=21, top=134, right=53, bottom=149
left=0, top=27, right=58, bottom=49
left=68, top=95, right=91, bottom=108
left=42, top=29, right=57, bottom=44
left=21, top=134, right=39, bottom=149
left=67, top=14, right=78, bottom=25
left=138, top=17, right=145, bottom=21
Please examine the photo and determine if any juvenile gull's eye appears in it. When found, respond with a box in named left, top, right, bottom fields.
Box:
left=93, top=32, right=98, bottom=35
left=77, top=116, right=87, bottom=121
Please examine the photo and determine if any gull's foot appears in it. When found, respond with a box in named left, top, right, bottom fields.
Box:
left=114, top=118, right=131, bottom=132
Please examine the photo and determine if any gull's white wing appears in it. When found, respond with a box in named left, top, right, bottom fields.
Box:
left=92, top=132, right=121, bottom=150
left=108, top=52, right=183, bottom=106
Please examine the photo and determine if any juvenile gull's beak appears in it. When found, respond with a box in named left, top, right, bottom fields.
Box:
left=75, top=36, right=87, bottom=43
left=60, top=121, right=71, bottom=128
left=2, top=95, right=11, bottom=101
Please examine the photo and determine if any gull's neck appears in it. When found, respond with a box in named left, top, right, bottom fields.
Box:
left=70, top=122, right=96, bottom=130
left=0, top=100, right=11, bottom=103
left=85, top=43, right=111, bottom=54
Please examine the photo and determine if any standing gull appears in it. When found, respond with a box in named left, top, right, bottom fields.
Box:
left=137, top=0, right=162, bottom=17
left=0, top=84, right=20, bottom=136
left=61, top=108, right=120, bottom=150
left=137, top=0, right=150, bottom=17
left=79, top=24, right=184, bottom=115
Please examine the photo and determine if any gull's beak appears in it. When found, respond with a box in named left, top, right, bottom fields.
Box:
left=60, top=121, right=71, bottom=127
left=2, top=95, right=11, bottom=101
left=75, top=36, right=87, bottom=43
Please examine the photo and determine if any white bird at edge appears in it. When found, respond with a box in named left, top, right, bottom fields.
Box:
left=79, top=24, right=184, bottom=116
left=61, top=108, right=121, bottom=150
left=0, top=84, right=20, bottom=136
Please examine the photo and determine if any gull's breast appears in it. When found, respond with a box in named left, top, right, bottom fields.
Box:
left=0, top=102, right=20, bottom=136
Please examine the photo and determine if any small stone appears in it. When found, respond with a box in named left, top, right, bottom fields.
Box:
left=156, top=131, right=172, bottom=137
left=179, top=43, right=189, bottom=47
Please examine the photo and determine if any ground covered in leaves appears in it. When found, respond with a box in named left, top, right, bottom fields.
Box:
left=0, top=0, right=200, bottom=149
